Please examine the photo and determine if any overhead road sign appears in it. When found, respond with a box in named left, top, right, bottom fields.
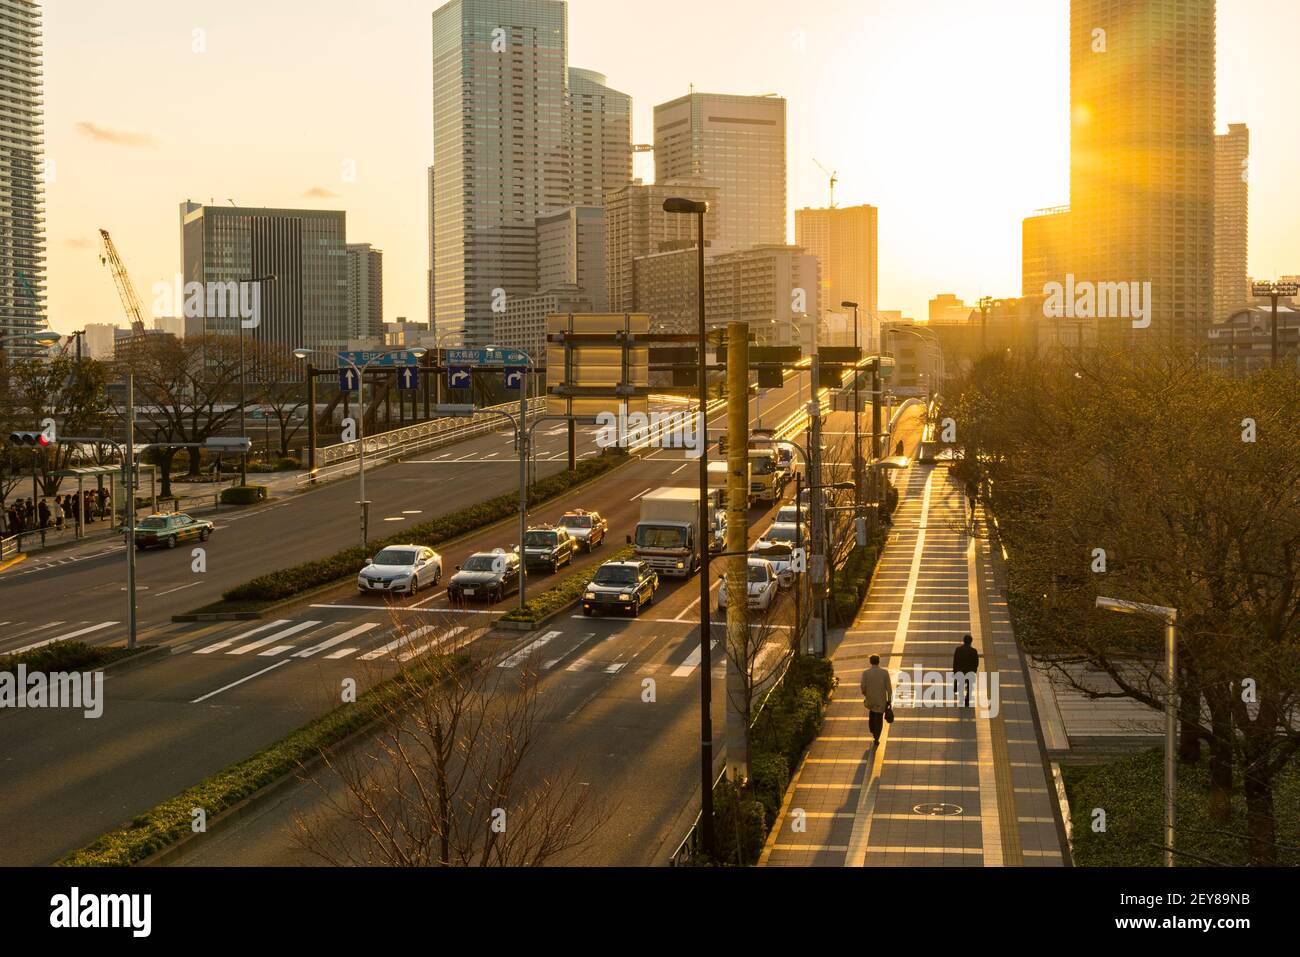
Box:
left=335, top=350, right=422, bottom=369
left=397, top=365, right=420, bottom=391
left=446, top=347, right=530, bottom=366
left=447, top=366, right=472, bottom=389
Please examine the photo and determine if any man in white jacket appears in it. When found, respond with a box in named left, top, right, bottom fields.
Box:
left=859, top=654, right=893, bottom=748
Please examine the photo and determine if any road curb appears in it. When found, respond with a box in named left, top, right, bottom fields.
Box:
left=101, top=644, right=171, bottom=675
left=0, top=553, right=27, bottom=573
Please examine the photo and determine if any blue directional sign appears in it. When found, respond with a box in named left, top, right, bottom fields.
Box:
left=336, top=350, right=420, bottom=369
left=338, top=367, right=360, bottom=392
left=446, top=347, right=530, bottom=366
left=447, top=366, right=472, bottom=390
left=397, top=365, right=420, bottom=392
left=504, top=367, right=526, bottom=390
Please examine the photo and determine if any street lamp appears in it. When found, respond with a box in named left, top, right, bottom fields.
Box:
left=663, top=195, right=715, bottom=858
left=1096, top=596, right=1179, bottom=867
left=1251, top=280, right=1299, bottom=369
left=841, top=301, right=865, bottom=524
left=293, top=345, right=427, bottom=549
left=487, top=344, right=537, bottom=612
left=237, top=274, right=277, bottom=485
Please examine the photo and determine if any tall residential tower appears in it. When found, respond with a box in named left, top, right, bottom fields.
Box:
left=1214, top=123, right=1250, bottom=323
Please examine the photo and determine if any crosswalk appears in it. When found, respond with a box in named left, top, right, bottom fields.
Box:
left=2, top=611, right=746, bottom=677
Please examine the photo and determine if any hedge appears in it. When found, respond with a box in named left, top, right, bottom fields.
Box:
left=691, top=655, right=835, bottom=866
left=500, top=545, right=635, bottom=624
left=829, top=535, right=886, bottom=627
left=221, top=452, right=628, bottom=605
left=220, top=484, right=268, bottom=505
left=58, top=653, right=470, bottom=867
left=1, top=641, right=144, bottom=677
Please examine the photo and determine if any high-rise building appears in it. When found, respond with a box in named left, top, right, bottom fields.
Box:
left=536, top=205, right=606, bottom=310
left=430, top=0, right=569, bottom=348
left=1069, top=0, right=1216, bottom=348
left=0, top=0, right=46, bottom=357
left=704, top=244, right=820, bottom=352
left=633, top=247, right=699, bottom=336
left=1022, top=206, right=1072, bottom=300
left=568, top=68, right=632, bottom=207
left=795, top=204, right=878, bottom=337
left=654, top=92, right=786, bottom=252
left=928, top=294, right=972, bottom=326
left=180, top=201, right=348, bottom=350
left=346, top=244, right=384, bottom=340
left=83, top=323, right=119, bottom=360
left=1214, top=123, right=1250, bottom=323
left=605, top=179, right=718, bottom=313
left=495, top=285, right=591, bottom=357
left=427, top=165, right=436, bottom=332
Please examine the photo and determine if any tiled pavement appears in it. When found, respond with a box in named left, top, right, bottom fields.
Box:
left=760, top=462, right=1067, bottom=867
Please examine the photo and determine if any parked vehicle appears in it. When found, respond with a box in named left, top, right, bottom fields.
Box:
left=719, top=557, right=780, bottom=612
left=446, top=549, right=521, bottom=603
left=582, top=560, right=659, bottom=617
left=557, top=509, right=607, bottom=551
left=358, top=545, right=442, bottom=596
left=134, top=512, right=212, bottom=550
left=522, top=525, right=576, bottom=573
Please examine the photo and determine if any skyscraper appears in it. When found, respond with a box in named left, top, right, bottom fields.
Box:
left=346, top=243, right=384, bottom=341
left=604, top=179, right=718, bottom=313
left=1214, top=123, right=1250, bottom=323
left=568, top=68, right=632, bottom=208
left=536, top=205, right=606, bottom=310
left=0, top=0, right=46, bottom=356
left=795, top=204, right=878, bottom=342
left=180, top=202, right=348, bottom=351
left=654, top=92, right=786, bottom=252
left=1069, top=0, right=1216, bottom=347
left=430, top=0, right=569, bottom=348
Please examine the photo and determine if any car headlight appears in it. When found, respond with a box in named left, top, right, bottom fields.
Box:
left=676, top=561, right=685, bottom=569
left=619, top=594, right=632, bottom=601
left=585, top=592, right=596, bottom=600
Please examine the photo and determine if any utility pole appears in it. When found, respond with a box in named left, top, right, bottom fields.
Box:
left=871, top=362, right=882, bottom=526
left=125, top=373, right=137, bottom=649
left=1252, top=280, right=1299, bottom=369
left=724, top=321, right=750, bottom=780
left=808, top=355, right=827, bottom=657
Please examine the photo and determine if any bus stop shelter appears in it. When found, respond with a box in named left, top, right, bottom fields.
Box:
left=52, top=464, right=158, bottom=539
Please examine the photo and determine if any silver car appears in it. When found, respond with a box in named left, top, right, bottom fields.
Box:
left=358, top=545, right=443, bottom=596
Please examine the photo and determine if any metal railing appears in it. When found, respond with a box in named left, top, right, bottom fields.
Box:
left=1, top=534, right=17, bottom=561
left=300, top=400, right=546, bottom=487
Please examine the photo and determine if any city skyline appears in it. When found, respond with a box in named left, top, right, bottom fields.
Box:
left=39, top=0, right=1300, bottom=337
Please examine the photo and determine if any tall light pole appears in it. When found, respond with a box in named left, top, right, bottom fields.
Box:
left=664, top=195, right=715, bottom=857
left=238, top=273, right=277, bottom=485
left=1096, top=596, right=1178, bottom=867
left=977, top=296, right=995, bottom=356
left=1251, top=280, right=1299, bottom=369
left=294, top=346, right=426, bottom=549
left=841, top=301, right=864, bottom=523
left=488, top=344, right=536, bottom=612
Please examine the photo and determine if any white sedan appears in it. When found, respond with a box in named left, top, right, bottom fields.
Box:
left=719, top=558, right=779, bottom=613
left=357, top=545, right=443, bottom=596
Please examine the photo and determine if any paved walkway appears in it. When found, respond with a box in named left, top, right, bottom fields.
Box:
left=761, top=463, right=1066, bottom=867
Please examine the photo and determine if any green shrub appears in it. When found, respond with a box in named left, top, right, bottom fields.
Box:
left=220, top=484, right=268, bottom=505
left=0, top=641, right=143, bottom=676
left=711, top=778, right=768, bottom=867
left=221, top=453, right=627, bottom=605
left=748, top=751, right=791, bottom=821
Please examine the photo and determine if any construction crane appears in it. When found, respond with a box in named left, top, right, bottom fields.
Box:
left=98, top=228, right=147, bottom=334
left=813, top=159, right=838, bottom=209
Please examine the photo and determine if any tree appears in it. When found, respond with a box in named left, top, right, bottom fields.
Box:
left=114, top=334, right=246, bottom=497
left=6, top=353, right=112, bottom=496
left=294, top=619, right=607, bottom=866
left=255, top=346, right=309, bottom=459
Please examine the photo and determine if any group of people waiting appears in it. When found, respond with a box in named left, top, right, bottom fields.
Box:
left=2, top=487, right=111, bottom=543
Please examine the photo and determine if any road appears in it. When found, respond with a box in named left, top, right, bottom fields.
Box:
left=0, top=376, right=828, bottom=865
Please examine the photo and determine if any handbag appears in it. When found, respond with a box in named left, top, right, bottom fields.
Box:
left=884, top=705, right=895, bottom=724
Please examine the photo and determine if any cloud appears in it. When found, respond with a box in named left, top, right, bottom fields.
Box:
left=303, top=186, right=340, bottom=198
left=75, top=121, right=156, bottom=147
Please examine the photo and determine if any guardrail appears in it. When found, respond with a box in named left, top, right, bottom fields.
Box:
left=300, top=401, right=546, bottom=487
left=1, top=534, right=17, bottom=561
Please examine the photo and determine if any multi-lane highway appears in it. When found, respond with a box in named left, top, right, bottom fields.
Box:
left=0, top=376, right=840, bottom=865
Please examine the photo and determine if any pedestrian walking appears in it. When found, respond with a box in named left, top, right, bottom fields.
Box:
left=859, top=654, right=893, bottom=748
left=964, top=478, right=978, bottom=532
left=952, top=633, right=980, bottom=708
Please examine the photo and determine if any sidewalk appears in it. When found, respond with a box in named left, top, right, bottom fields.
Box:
left=761, top=462, right=1066, bottom=867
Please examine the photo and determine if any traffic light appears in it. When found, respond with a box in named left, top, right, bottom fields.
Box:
left=8, top=431, right=52, bottom=448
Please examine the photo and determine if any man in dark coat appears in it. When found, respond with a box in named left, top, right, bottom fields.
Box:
left=953, top=633, right=980, bottom=708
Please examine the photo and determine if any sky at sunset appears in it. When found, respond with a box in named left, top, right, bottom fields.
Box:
left=42, top=0, right=1300, bottom=335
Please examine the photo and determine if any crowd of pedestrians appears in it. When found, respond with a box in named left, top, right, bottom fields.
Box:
left=2, top=487, right=112, bottom=546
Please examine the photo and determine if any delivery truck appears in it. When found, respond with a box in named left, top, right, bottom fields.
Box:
left=632, top=487, right=725, bottom=577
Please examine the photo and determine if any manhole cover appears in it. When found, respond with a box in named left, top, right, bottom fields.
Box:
left=913, top=802, right=963, bottom=817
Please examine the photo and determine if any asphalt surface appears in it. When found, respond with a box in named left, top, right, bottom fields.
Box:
left=0, top=377, right=827, bottom=865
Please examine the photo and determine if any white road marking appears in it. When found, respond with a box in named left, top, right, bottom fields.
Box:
left=498, top=630, right=561, bottom=668
left=672, top=637, right=720, bottom=677
left=228, top=620, right=322, bottom=656
left=294, top=622, right=381, bottom=658
left=325, top=648, right=358, bottom=659
left=12, top=620, right=118, bottom=654
left=396, top=625, right=468, bottom=662
left=154, top=581, right=201, bottom=597
left=191, top=661, right=291, bottom=703
left=195, top=619, right=291, bottom=655
left=630, top=487, right=653, bottom=501
left=258, top=645, right=295, bottom=657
